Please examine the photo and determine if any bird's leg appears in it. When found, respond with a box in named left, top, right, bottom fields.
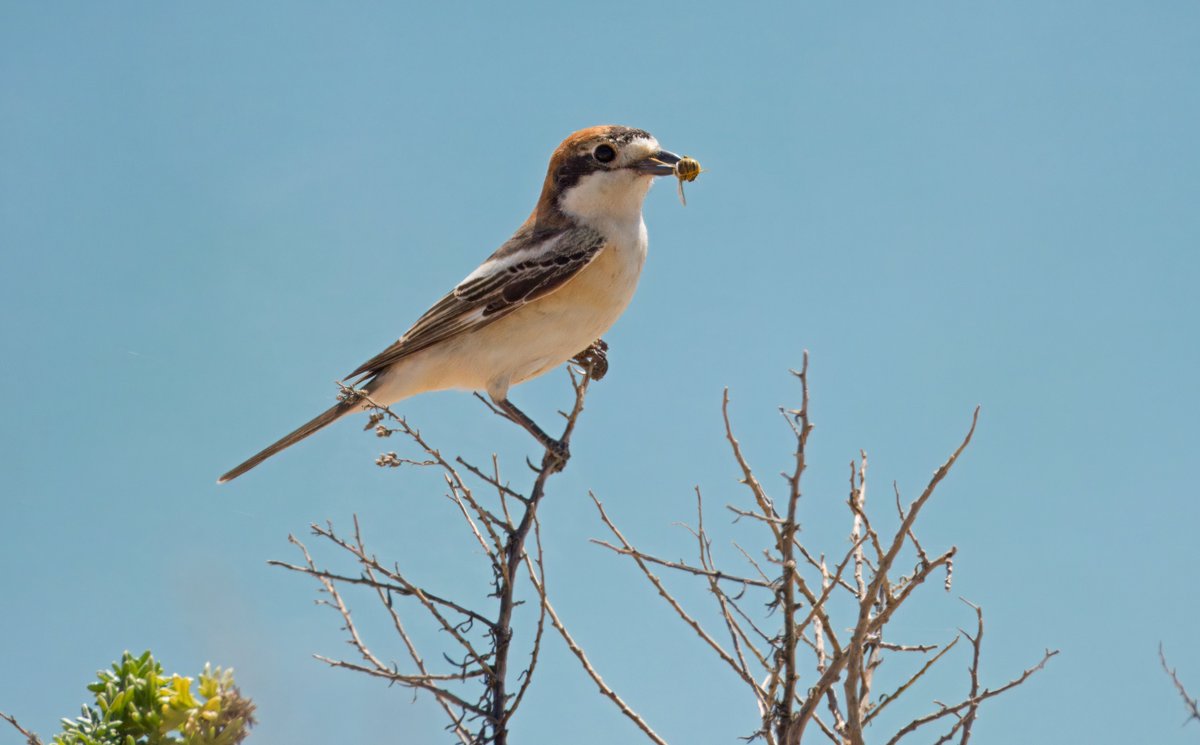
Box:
left=492, top=397, right=570, bottom=470
left=571, top=338, right=609, bottom=381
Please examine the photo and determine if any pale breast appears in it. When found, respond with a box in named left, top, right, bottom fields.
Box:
left=370, top=223, right=649, bottom=401
left=484, top=225, right=647, bottom=389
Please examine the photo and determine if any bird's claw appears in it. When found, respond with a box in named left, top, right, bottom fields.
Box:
left=571, top=339, right=609, bottom=381
left=539, top=438, right=570, bottom=473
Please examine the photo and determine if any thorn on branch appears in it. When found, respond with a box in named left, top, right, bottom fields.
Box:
left=0, top=712, right=42, bottom=745
left=1160, top=643, right=1200, bottom=726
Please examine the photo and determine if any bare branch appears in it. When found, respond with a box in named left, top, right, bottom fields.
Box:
left=286, top=528, right=497, bottom=728
left=0, top=712, right=42, bottom=745
left=776, top=355, right=811, bottom=745
left=359, top=540, right=474, bottom=743
left=957, top=599, right=985, bottom=744
left=794, top=541, right=857, bottom=595
left=885, top=648, right=1059, bottom=745
left=732, top=541, right=773, bottom=584
left=315, top=359, right=1052, bottom=745
left=313, top=654, right=488, bottom=715
left=456, top=454, right=526, bottom=503
left=868, top=548, right=957, bottom=635
left=864, top=637, right=960, bottom=725
left=523, top=535, right=670, bottom=745
left=792, top=535, right=866, bottom=656
left=723, top=388, right=782, bottom=544
left=1160, top=643, right=1200, bottom=726
left=485, top=368, right=592, bottom=743
left=596, top=362, right=1055, bottom=745
left=363, top=389, right=511, bottom=560
left=508, top=516, right=548, bottom=720
left=267, top=557, right=495, bottom=630
left=692, top=488, right=762, bottom=697
left=588, top=540, right=772, bottom=589
left=282, top=367, right=603, bottom=745
left=591, top=492, right=761, bottom=692
left=726, top=505, right=787, bottom=526
left=794, top=408, right=981, bottom=741
left=877, top=642, right=941, bottom=653
left=894, top=481, right=929, bottom=567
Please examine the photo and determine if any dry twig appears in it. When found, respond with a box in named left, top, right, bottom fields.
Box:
left=0, top=712, right=42, bottom=745
left=275, top=367, right=609, bottom=745
left=1160, top=643, right=1200, bottom=727
left=587, top=354, right=1055, bottom=744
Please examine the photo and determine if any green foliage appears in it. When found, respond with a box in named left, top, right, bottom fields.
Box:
left=52, top=651, right=255, bottom=745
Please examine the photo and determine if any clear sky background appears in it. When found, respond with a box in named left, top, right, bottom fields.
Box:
left=3, top=2, right=1198, bottom=743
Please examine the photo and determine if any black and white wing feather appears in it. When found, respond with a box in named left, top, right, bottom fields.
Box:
left=345, top=224, right=607, bottom=382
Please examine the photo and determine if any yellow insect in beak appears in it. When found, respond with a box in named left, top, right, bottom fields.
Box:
left=674, top=156, right=702, bottom=206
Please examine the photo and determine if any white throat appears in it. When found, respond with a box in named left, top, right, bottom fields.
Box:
left=558, top=170, right=654, bottom=237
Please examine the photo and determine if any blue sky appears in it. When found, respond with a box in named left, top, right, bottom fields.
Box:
left=2, top=2, right=1198, bottom=743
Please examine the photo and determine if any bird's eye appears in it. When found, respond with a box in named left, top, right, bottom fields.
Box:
left=593, top=144, right=617, bottom=163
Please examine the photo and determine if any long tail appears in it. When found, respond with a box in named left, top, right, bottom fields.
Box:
left=218, top=400, right=359, bottom=484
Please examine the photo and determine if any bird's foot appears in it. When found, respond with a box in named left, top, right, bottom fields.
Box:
left=571, top=339, right=609, bottom=381
left=540, top=438, right=570, bottom=473
left=492, top=396, right=572, bottom=473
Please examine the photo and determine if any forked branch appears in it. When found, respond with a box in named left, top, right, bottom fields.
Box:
left=275, top=366, right=604, bottom=745
left=585, top=355, right=1054, bottom=744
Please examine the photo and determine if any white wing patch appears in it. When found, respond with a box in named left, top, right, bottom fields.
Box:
left=344, top=225, right=606, bottom=382
left=459, top=235, right=569, bottom=285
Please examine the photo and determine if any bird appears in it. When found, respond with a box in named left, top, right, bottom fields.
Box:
left=218, top=125, right=690, bottom=483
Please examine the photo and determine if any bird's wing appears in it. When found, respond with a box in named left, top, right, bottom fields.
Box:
left=345, top=224, right=607, bottom=382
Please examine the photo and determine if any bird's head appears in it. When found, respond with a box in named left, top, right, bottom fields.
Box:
left=533, top=125, right=682, bottom=229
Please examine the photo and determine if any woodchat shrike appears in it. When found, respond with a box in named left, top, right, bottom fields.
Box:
left=219, top=125, right=689, bottom=483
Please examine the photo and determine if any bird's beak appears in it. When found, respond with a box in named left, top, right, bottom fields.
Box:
left=632, top=149, right=682, bottom=176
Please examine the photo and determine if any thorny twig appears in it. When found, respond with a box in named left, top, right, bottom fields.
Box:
left=588, top=354, right=1055, bottom=744
left=277, top=355, right=1058, bottom=745
left=1160, top=643, right=1200, bottom=727
left=0, top=712, right=42, bottom=745
left=887, top=648, right=1059, bottom=745
left=276, top=367, right=603, bottom=745
left=523, top=516, right=671, bottom=745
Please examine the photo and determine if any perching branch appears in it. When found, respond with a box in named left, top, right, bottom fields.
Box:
left=274, top=365, right=612, bottom=745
